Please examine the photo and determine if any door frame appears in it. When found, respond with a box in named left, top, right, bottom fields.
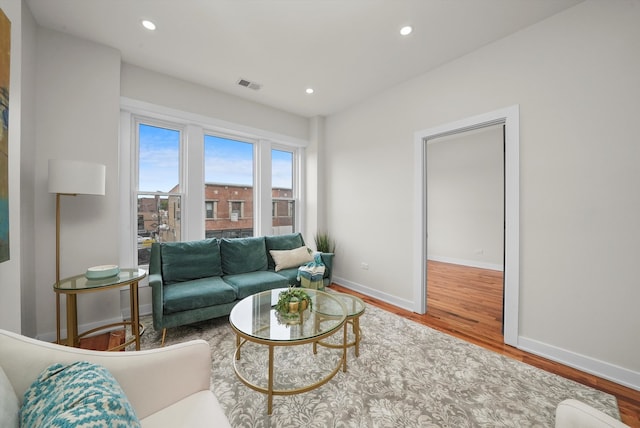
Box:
left=413, top=105, right=520, bottom=347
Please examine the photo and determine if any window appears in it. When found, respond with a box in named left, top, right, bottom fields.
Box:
left=204, top=135, right=254, bottom=239
left=136, top=122, right=182, bottom=265
left=272, top=148, right=295, bottom=235
left=205, top=200, right=217, bottom=219
left=123, top=103, right=305, bottom=269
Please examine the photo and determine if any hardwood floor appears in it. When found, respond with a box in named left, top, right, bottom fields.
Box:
left=78, top=329, right=125, bottom=351
left=331, top=260, right=640, bottom=427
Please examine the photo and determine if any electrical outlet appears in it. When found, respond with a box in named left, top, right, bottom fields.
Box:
left=360, top=262, right=369, bottom=270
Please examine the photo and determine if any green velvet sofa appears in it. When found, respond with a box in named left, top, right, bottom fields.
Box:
left=148, top=233, right=333, bottom=342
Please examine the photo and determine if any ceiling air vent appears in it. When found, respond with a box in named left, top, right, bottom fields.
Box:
left=237, top=78, right=261, bottom=91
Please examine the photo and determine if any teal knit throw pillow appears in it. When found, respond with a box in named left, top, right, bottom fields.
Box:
left=20, top=361, right=140, bottom=428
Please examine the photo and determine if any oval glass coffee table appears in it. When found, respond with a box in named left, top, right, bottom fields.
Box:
left=229, top=288, right=347, bottom=414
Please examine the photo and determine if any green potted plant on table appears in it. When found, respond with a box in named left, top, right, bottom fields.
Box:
left=274, top=287, right=313, bottom=319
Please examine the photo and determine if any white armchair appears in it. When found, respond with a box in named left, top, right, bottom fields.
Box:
left=556, top=399, right=629, bottom=428
left=0, top=329, right=231, bottom=428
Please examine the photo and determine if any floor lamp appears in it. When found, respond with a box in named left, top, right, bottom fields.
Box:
left=48, top=159, right=106, bottom=345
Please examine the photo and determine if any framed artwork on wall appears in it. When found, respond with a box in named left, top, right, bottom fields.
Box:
left=0, top=8, right=10, bottom=264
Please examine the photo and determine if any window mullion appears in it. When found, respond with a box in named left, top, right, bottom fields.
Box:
left=256, top=139, right=273, bottom=236
left=183, top=124, right=205, bottom=241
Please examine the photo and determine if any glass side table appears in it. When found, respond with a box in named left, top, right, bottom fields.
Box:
left=53, top=268, right=146, bottom=350
left=313, top=290, right=366, bottom=371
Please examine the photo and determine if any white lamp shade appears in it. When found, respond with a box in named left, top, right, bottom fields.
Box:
left=48, top=159, right=106, bottom=195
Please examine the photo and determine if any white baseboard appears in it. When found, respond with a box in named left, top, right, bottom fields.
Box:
left=518, top=337, right=640, bottom=392
left=428, top=255, right=503, bottom=271
left=37, top=305, right=155, bottom=344
left=332, top=276, right=415, bottom=312
left=37, top=315, right=125, bottom=344
left=122, top=303, right=153, bottom=319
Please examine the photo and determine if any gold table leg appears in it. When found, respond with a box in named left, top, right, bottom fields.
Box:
left=55, top=293, right=61, bottom=345
left=268, top=345, right=274, bottom=415
left=66, top=294, right=78, bottom=347
left=354, top=317, right=361, bottom=357
left=342, top=319, right=348, bottom=372
left=236, top=334, right=241, bottom=360
left=130, top=282, right=140, bottom=350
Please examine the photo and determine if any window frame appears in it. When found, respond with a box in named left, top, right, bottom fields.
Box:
left=119, top=102, right=307, bottom=270
left=133, top=118, right=185, bottom=267
left=205, top=200, right=218, bottom=220
left=271, top=145, right=298, bottom=235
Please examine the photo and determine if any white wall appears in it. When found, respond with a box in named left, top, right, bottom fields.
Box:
left=18, top=0, right=37, bottom=336
left=120, top=63, right=309, bottom=144
left=33, top=28, right=122, bottom=338
left=427, top=125, right=504, bottom=270
left=325, top=0, right=640, bottom=389
left=0, top=0, right=22, bottom=333
left=18, top=31, right=312, bottom=340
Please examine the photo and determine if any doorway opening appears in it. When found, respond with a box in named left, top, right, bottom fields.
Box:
left=426, top=124, right=505, bottom=340
left=413, top=105, right=519, bottom=346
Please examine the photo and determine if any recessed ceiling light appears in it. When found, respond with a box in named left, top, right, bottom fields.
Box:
left=141, top=20, right=156, bottom=31
left=305, top=88, right=314, bottom=94
left=400, top=25, right=413, bottom=36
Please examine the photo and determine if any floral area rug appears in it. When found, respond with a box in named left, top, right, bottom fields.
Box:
left=138, top=304, right=620, bottom=427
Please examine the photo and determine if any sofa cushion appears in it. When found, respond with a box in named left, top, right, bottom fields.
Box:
left=223, top=271, right=289, bottom=299
left=163, top=277, right=237, bottom=314
left=270, top=246, right=313, bottom=272
left=161, top=239, right=222, bottom=284
left=265, top=233, right=305, bottom=270
left=220, top=236, right=268, bottom=275
left=20, top=361, right=140, bottom=427
left=273, top=267, right=301, bottom=286
left=0, top=366, right=18, bottom=428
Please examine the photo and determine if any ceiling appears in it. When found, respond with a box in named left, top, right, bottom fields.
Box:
left=25, top=0, right=583, bottom=118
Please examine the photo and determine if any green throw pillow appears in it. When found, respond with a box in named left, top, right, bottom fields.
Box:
left=220, top=236, right=268, bottom=275
left=161, top=238, right=223, bottom=284
left=20, top=361, right=140, bottom=428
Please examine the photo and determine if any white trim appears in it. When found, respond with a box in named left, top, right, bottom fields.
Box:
left=118, top=111, right=135, bottom=268
left=256, top=139, right=272, bottom=236
left=332, top=277, right=415, bottom=312
left=414, top=105, right=520, bottom=347
left=121, top=96, right=309, bottom=148
left=36, top=316, right=125, bottom=344
left=519, top=337, right=640, bottom=392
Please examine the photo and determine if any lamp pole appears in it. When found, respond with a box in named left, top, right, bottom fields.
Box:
left=55, top=192, right=76, bottom=344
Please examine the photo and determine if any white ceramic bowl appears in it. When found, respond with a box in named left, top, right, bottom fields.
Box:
left=85, top=264, right=120, bottom=279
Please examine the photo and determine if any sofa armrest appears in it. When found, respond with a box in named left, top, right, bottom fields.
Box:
left=0, top=329, right=211, bottom=420
left=555, top=399, right=628, bottom=428
left=320, top=252, right=334, bottom=284
left=149, top=271, right=165, bottom=330
left=149, top=243, right=165, bottom=330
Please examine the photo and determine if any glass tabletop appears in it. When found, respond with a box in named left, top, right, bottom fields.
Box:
left=321, top=290, right=366, bottom=318
left=53, top=268, right=146, bottom=291
left=229, top=288, right=347, bottom=342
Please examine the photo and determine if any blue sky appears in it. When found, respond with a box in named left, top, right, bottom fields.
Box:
left=139, top=124, right=292, bottom=192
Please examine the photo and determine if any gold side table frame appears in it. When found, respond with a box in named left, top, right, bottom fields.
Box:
left=54, top=268, right=146, bottom=351
left=313, top=292, right=365, bottom=372
left=229, top=288, right=347, bottom=415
